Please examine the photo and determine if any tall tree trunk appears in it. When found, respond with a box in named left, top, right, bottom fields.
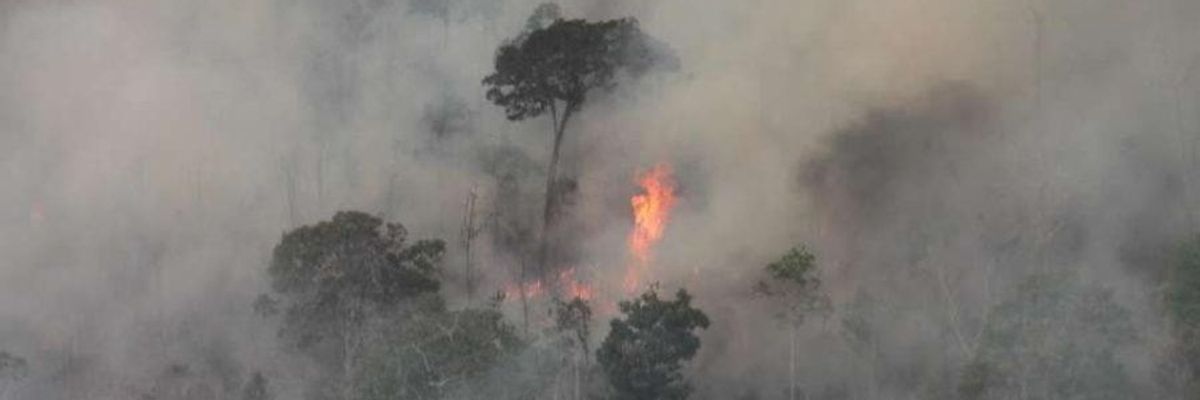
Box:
left=574, top=350, right=581, bottom=400
left=462, top=190, right=478, bottom=304
left=342, top=315, right=354, bottom=400
left=521, top=253, right=530, bottom=335
left=790, top=326, right=796, bottom=400
left=537, top=105, right=573, bottom=276
left=283, top=155, right=298, bottom=227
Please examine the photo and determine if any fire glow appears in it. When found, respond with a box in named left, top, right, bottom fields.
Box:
left=625, top=164, right=678, bottom=292
left=504, top=268, right=594, bottom=301
left=559, top=268, right=595, bottom=301
left=502, top=163, right=676, bottom=302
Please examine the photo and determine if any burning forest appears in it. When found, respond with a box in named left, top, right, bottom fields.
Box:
left=3, top=0, right=1200, bottom=399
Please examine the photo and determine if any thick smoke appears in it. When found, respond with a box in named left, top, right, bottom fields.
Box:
left=1, top=0, right=1199, bottom=398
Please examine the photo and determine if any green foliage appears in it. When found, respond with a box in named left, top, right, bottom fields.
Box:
left=756, top=246, right=831, bottom=326
left=482, top=6, right=672, bottom=122
left=960, top=272, right=1136, bottom=400
left=1167, top=237, right=1200, bottom=326
left=554, top=297, right=593, bottom=356
left=598, top=288, right=711, bottom=400
left=765, top=246, right=817, bottom=285
left=260, top=211, right=534, bottom=400
left=483, top=4, right=676, bottom=273
left=355, top=305, right=524, bottom=400
left=1163, top=235, right=1200, bottom=394
left=265, top=211, right=445, bottom=352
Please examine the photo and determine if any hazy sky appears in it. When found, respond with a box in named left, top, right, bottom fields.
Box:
left=1, top=0, right=1199, bottom=398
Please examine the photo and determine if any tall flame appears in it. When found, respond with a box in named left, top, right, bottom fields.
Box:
left=626, top=164, right=677, bottom=292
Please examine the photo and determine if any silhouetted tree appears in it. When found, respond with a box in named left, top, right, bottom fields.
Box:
left=555, top=297, right=593, bottom=360
left=553, top=297, right=594, bottom=400
left=261, top=211, right=445, bottom=398
left=755, top=246, right=830, bottom=400
left=598, top=288, right=710, bottom=400
left=482, top=3, right=675, bottom=274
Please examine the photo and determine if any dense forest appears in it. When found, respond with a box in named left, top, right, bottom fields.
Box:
left=2, top=0, right=1200, bottom=399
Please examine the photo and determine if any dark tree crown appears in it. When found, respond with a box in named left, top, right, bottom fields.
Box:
left=482, top=13, right=674, bottom=121
left=598, top=288, right=710, bottom=400
left=265, top=211, right=445, bottom=350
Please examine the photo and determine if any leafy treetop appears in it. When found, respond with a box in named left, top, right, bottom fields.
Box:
left=755, top=246, right=832, bottom=326
left=265, top=211, right=445, bottom=350
left=598, top=288, right=710, bottom=400
left=554, top=297, right=594, bottom=358
left=482, top=9, right=670, bottom=122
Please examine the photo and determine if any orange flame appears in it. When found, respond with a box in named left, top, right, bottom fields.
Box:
left=559, top=268, right=595, bottom=301
left=504, top=279, right=544, bottom=299
left=503, top=267, right=594, bottom=302
left=625, top=164, right=677, bottom=292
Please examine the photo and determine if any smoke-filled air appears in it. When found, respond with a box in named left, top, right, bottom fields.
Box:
left=4, top=0, right=1200, bottom=399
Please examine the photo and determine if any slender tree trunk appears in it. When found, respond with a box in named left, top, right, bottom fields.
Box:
left=537, top=104, right=573, bottom=276
left=790, top=326, right=797, bottom=400
left=283, top=156, right=298, bottom=227
left=342, top=315, right=354, bottom=400
left=573, top=347, right=582, bottom=400
left=521, top=253, right=530, bottom=335
left=462, top=190, right=478, bottom=304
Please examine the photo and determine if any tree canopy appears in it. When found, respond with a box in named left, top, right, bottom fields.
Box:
left=598, top=288, right=710, bottom=400
left=755, top=246, right=831, bottom=326
left=355, top=304, right=524, bottom=400
left=262, top=211, right=446, bottom=395
left=482, top=12, right=668, bottom=122
left=482, top=4, right=677, bottom=276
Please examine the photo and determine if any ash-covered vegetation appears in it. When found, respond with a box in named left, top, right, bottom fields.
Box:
left=3, top=0, right=1200, bottom=399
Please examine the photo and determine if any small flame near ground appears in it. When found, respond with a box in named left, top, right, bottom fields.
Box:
left=625, top=163, right=677, bottom=293
left=503, top=268, right=594, bottom=301
left=504, top=279, right=544, bottom=300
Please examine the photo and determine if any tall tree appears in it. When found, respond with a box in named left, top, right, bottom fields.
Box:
left=597, top=288, right=710, bottom=400
left=261, top=211, right=445, bottom=398
left=554, top=297, right=594, bottom=400
left=754, top=246, right=831, bottom=400
left=482, top=3, right=674, bottom=274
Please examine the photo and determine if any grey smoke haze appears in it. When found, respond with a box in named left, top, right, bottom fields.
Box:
left=1, top=0, right=1199, bottom=398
